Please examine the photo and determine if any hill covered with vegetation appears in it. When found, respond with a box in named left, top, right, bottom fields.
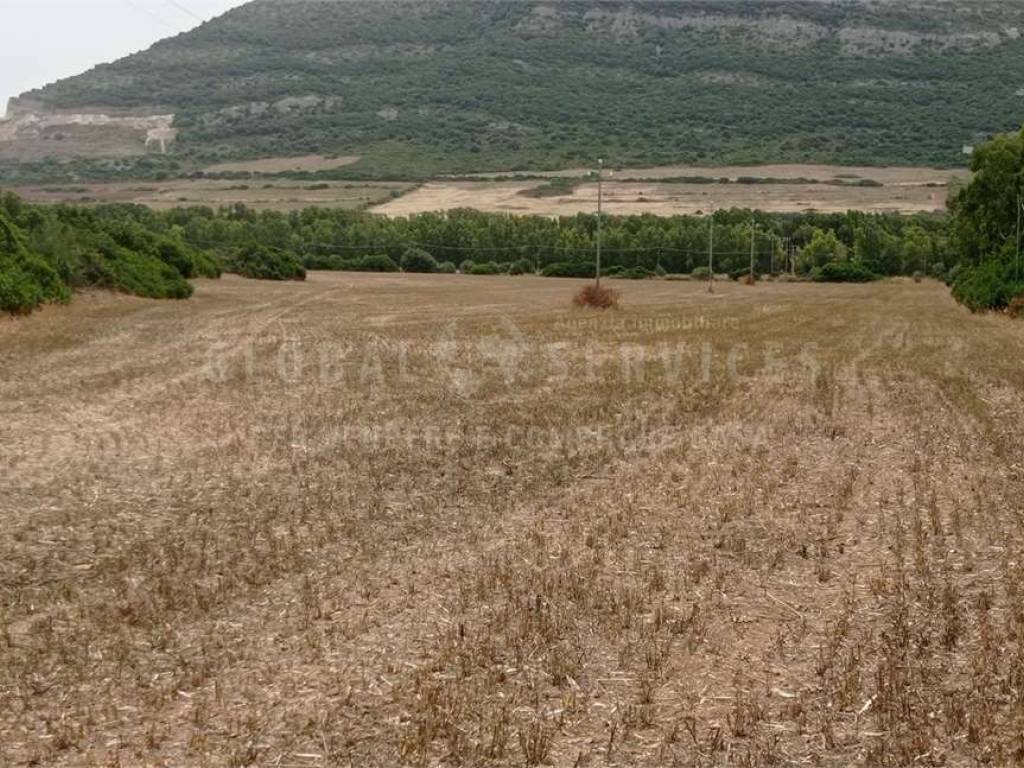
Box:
left=7, top=0, right=1024, bottom=181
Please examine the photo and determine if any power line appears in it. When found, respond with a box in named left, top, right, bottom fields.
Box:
left=178, top=236, right=761, bottom=258
left=121, top=0, right=182, bottom=31
left=161, top=0, right=205, bottom=23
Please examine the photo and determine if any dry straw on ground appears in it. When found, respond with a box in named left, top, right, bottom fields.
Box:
left=573, top=283, right=620, bottom=309
left=1, top=273, right=1023, bottom=766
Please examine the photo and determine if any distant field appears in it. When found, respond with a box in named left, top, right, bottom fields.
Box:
left=201, top=154, right=361, bottom=174
left=10, top=164, right=966, bottom=215
left=3, top=274, right=1024, bottom=766
left=11, top=178, right=412, bottom=211
left=462, top=163, right=971, bottom=185
left=372, top=175, right=958, bottom=217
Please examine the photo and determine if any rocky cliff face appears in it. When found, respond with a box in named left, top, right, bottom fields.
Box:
left=0, top=98, right=175, bottom=160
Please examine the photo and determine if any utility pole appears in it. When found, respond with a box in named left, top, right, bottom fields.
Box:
left=749, top=218, right=756, bottom=282
left=707, top=202, right=715, bottom=294
left=596, top=158, right=604, bottom=287
left=1017, top=193, right=1022, bottom=282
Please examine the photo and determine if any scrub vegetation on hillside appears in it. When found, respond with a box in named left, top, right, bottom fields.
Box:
left=10, top=0, right=1024, bottom=180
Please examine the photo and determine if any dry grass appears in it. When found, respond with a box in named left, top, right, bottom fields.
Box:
left=371, top=162, right=968, bottom=217
left=370, top=179, right=952, bottom=217
left=1, top=274, right=1023, bottom=766
left=573, top=283, right=620, bottom=309
left=9, top=179, right=412, bottom=212
left=462, top=163, right=969, bottom=186
left=201, top=155, right=361, bottom=174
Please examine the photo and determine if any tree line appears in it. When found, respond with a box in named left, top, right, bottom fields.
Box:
left=4, top=120, right=1023, bottom=316
left=166, top=204, right=953, bottom=281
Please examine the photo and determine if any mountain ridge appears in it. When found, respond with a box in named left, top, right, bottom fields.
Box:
left=4, top=0, right=1024, bottom=179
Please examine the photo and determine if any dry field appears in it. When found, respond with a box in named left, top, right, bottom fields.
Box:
left=10, top=179, right=412, bottom=212
left=370, top=163, right=971, bottom=218
left=9, top=164, right=966, bottom=217
left=462, top=164, right=970, bottom=185
left=201, top=156, right=361, bottom=175
left=2, top=274, right=1024, bottom=767
left=370, top=178, right=953, bottom=217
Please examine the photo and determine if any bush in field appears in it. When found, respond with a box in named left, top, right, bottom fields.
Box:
left=507, top=258, right=534, bottom=275
left=466, top=261, right=504, bottom=275
left=952, top=260, right=1024, bottom=312
left=459, top=259, right=475, bottom=273
left=729, top=267, right=760, bottom=282
left=1008, top=295, right=1024, bottom=318
left=315, top=253, right=399, bottom=272
left=612, top=266, right=654, bottom=280
left=437, top=260, right=457, bottom=274
left=354, top=254, right=400, bottom=272
left=157, top=240, right=221, bottom=279
left=76, top=239, right=193, bottom=299
left=573, top=283, right=619, bottom=309
left=400, top=247, right=438, bottom=273
left=691, top=266, right=711, bottom=279
left=0, top=210, right=70, bottom=313
left=812, top=261, right=878, bottom=283
left=541, top=261, right=593, bottom=278
left=230, top=244, right=306, bottom=281
left=106, top=219, right=219, bottom=280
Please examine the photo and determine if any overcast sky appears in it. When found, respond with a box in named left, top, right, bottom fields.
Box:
left=0, top=0, right=248, bottom=117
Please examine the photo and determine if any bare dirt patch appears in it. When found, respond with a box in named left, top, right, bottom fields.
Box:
left=2, top=275, right=1023, bottom=766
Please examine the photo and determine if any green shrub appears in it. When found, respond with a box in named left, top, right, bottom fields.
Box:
left=951, top=260, right=1024, bottom=312
left=612, top=266, right=654, bottom=280
left=466, top=261, right=504, bottom=275
left=437, top=261, right=457, bottom=274
left=156, top=239, right=221, bottom=279
left=691, top=266, right=712, bottom=279
left=230, top=244, right=306, bottom=281
left=459, top=259, right=475, bottom=273
left=79, top=240, right=194, bottom=298
left=0, top=210, right=70, bottom=313
left=354, top=253, right=400, bottom=272
left=944, top=263, right=962, bottom=287
left=507, top=258, right=534, bottom=275
left=812, top=261, right=878, bottom=283
left=400, top=247, right=438, bottom=273
left=541, top=261, right=593, bottom=278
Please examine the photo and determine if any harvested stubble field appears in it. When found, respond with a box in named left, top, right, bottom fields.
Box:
left=371, top=179, right=951, bottom=217
left=10, top=179, right=412, bottom=212
left=2, top=274, right=1024, bottom=767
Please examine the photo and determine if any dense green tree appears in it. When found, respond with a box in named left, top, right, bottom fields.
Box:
left=799, top=230, right=847, bottom=273
left=950, top=128, right=1024, bottom=267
